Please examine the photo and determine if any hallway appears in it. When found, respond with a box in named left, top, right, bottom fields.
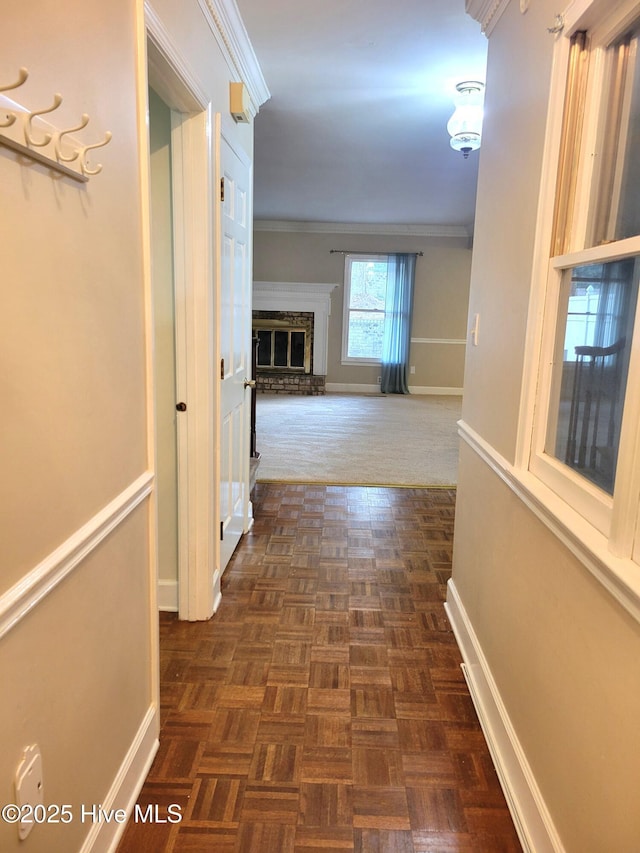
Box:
left=116, top=483, right=521, bottom=852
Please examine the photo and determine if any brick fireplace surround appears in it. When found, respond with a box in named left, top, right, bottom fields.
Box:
left=252, top=281, right=337, bottom=396
left=253, top=310, right=325, bottom=395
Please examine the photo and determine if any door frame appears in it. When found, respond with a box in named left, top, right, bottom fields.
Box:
left=145, top=4, right=218, bottom=621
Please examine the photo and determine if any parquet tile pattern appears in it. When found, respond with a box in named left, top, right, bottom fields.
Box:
left=116, top=484, right=522, bottom=853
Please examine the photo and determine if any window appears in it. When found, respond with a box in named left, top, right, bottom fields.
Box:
left=545, top=259, right=637, bottom=495
left=530, top=2, right=640, bottom=549
left=341, top=255, right=390, bottom=363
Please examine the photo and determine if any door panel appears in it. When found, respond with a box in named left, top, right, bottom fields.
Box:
left=219, top=134, right=252, bottom=571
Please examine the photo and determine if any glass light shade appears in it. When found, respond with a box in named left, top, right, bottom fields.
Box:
left=447, top=81, right=485, bottom=158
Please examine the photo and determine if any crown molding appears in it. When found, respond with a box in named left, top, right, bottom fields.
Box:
left=197, top=0, right=271, bottom=115
left=254, top=281, right=338, bottom=296
left=254, top=219, right=471, bottom=239
left=465, top=0, right=512, bottom=35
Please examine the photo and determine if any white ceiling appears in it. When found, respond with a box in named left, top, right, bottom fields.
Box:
left=235, top=0, right=488, bottom=231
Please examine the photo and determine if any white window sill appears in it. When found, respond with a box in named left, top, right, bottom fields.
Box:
left=340, top=358, right=381, bottom=367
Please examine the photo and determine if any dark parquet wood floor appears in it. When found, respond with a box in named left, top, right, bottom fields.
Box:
left=116, top=483, right=522, bottom=853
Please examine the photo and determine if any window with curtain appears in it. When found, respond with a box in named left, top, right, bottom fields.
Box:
left=341, top=253, right=416, bottom=393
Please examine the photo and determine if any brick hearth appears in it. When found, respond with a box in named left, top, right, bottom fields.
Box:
left=256, top=373, right=325, bottom=395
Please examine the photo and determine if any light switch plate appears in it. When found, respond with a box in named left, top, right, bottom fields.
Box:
left=470, top=313, right=480, bottom=346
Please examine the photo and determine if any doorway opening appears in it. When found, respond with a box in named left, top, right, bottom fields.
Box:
left=146, top=31, right=216, bottom=621
left=148, top=87, right=179, bottom=613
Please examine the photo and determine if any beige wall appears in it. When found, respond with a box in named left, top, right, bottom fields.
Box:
left=461, top=0, right=554, bottom=460
left=0, top=512, right=151, bottom=853
left=0, top=0, right=254, bottom=849
left=451, top=1, right=640, bottom=850
left=2, top=6, right=147, bottom=588
left=0, top=2, right=151, bottom=850
left=455, top=445, right=640, bottom=852
left=253, top=229, right=471, bottom=390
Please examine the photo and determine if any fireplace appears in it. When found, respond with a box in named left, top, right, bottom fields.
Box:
left=252, top=311, right=323, bottom=394
left=254, top=312, right=313, bottom=374
left=252, top=281, right=338, bottom=396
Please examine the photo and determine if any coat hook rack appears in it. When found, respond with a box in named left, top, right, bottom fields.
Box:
left=0, top=67, right=112, bottom=182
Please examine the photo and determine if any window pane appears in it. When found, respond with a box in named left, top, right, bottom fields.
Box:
left=592, top=26, right=640, bottom=245
left=348, top=261, right=388, bottom=310
left=257, top=330, right=272, bottom=366
left=290, top=331, right=305, bottom=367
left=347, top=311, right=384, bottom=359
left=546, top=258, right=639, bottom=494
left=274, top=331, right=288, bottom=366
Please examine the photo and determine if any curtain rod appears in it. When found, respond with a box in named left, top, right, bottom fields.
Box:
left=329, top=249, right=423, bottom=257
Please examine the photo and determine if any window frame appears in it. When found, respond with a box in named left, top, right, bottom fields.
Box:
left=529, top=246, right=640, bottom=538
left=340, top=253, right=389, bottom=366
left=524, top=0, right=640, bottom=570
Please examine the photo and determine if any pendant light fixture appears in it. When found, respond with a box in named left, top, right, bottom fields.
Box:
left=447, top=81, right=485, bottom=158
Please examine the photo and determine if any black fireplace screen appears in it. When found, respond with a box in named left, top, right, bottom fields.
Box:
left=257, top=328, right=307, bottom=370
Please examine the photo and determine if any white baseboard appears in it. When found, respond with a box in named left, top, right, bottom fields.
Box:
left=79, top=704, right=159, bottom=853
left=157, top=578, right=178, bottom=612
left=408, top=385, right=463, bottom=396
left=325, top=382, right=463, bottom=396
left=325, top=383, right=381, bottom=393
left=445, top=579, right=565, bottom=853
left=213, top=588, right=222, bottom=614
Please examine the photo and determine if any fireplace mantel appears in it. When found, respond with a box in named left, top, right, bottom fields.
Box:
left=252, top=281, right=338, bottom=376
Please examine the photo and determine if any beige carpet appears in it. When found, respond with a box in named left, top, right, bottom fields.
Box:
left=255, top=393, right=462, bottom=487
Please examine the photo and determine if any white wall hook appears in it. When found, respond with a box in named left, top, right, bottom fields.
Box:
left=24, top=93, right=63, bottom=147
left=547, top=14, right=564, bottom=34
left=0, top=67, right=29, bottom=128
left=0, top=111, right=17, bottom=129
left=0, top=67, right=28, bottom=93
left=80, top=131, right=112, bottom=175
left=55, top=113, right=90, bottom=162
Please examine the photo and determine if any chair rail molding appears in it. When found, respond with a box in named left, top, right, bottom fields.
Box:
left=466, top=0, right=512, bottom=34
left=0, top=472, right=153, bottom=641
left=458, top=419, right=640, bottom=624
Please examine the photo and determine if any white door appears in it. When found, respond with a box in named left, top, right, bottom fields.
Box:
left=219, top=131, right=253, bottom=571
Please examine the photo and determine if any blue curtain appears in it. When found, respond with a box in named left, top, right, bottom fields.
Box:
left=380, top=253, right=416, bottom=394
